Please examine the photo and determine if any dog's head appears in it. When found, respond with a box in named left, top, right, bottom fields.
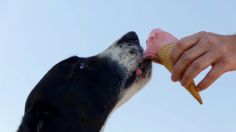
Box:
left=20, top=31, right=152, bottom=132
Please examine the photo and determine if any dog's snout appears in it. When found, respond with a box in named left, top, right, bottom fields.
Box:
left=115, top=31, right=143, bottom=56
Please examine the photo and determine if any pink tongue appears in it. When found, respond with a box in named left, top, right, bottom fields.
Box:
left=135, top=68, right=142, bottom=76
left=145, top=28, right=177, bottom=58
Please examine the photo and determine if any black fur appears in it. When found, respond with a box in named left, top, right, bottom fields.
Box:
left=17, top=32, right=152, bottom=132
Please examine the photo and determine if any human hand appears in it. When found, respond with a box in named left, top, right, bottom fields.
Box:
left=171, top=31, right=236, bottom=91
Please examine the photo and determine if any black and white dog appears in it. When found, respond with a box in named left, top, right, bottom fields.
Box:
left=17, top=32, right=152, bottom=132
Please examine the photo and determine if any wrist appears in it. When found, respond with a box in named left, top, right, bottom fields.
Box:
left=232, top=34, right=236, bottom=43
left=222, top=34, right=236, bottom=46
left=228, top=34, right=236, bottom=42
left=225, top=34, right=236, bottom=71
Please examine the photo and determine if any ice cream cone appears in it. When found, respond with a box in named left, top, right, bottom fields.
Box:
left=158, top=43, right=203, bottom=104
left=145, top=28, right=203, bottom=104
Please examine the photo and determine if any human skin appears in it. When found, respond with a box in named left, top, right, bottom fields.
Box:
left=171, top=31, right=236, bottom=91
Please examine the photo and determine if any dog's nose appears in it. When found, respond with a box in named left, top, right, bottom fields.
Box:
left=124, top=31, right=138, bottom=41
left=118, top=31, right=139, bottom=44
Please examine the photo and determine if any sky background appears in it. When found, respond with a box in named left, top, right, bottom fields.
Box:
left=0, top=0, right=236, bottom=132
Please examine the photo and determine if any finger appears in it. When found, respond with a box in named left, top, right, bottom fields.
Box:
left=143, top=54, right=161, bottom=63
left=171, top=39, right=207, bottom=82
left=180, top=50, right=221, bottom=87
left=197, top=62, right=226, bottom=91
left=143, top=51, right=162, bottom=63
left=171, top=34, right=201, bottom=65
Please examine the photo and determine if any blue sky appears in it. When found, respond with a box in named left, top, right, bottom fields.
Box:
left=0, top=0, right=236, bottom=132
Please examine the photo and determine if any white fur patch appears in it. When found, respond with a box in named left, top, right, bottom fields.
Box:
left=100, top=75, right=151, bottom=132
left=99, top=41, right=141, bottom=77
left=114, top=77, right=151, bottom=110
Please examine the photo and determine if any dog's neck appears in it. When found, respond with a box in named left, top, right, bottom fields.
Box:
left=75, top=57, right=124, bottom=132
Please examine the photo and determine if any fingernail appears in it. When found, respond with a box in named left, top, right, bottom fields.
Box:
left=196, top=84, right=202, bottom=91
left=171, top=74, right=177, bottom=82
left=181, top=81, right=186, bottom=87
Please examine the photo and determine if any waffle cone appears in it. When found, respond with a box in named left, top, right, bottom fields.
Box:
left=158, top=44, right=203, bottom=104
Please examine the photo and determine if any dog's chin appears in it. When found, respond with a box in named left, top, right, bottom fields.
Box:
left=133, top=62, right=151, bottom=91
left=113, top=58, right=152, bottom=112
left=139, top=60, right=152, bottom=78
left=134, top=56, right=152, bottom=80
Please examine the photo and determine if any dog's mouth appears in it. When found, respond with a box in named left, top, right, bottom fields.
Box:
left=117, top=31, right=152, bottom=78
left=135, top=56, right=152, bottom=78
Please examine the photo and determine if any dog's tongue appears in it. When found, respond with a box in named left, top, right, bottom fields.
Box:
left=144, top=28, right=177, bottom=60
left=136, top=68, right=143, bottom=76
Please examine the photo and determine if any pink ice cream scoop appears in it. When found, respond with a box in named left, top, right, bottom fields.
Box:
left=144, top=28, right=177, bottom=62
left=136, top=28, right=177, bottom=76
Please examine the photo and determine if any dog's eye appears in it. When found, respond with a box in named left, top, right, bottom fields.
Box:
left=80, top=63, right=86, bottom=69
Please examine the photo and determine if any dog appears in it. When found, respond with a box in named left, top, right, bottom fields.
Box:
left=17, top=31, right=152, bottom=132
